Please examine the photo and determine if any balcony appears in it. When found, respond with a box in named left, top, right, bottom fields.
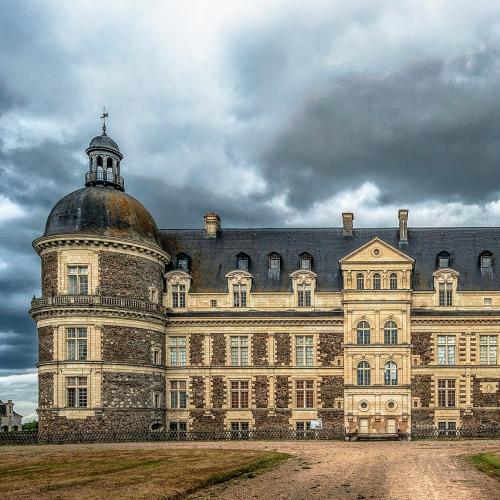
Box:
left=31, top=295, right=164, bottom=315
left=85, top=170, right=124, bottom=190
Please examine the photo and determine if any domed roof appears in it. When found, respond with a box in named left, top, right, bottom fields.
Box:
left=43, top=186, right=160, bottom=247
left=86, top=132, right=122, bottom=158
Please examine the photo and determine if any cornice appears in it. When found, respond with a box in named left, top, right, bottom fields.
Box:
left=32, top=234, right=171, bottom=264
left=167, top=316, right=343, bottom=326
left=30, top=305, right=166, bottom=325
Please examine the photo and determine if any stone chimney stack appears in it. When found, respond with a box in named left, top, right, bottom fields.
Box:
left=342, top=212, right=354, bottom=236
left=7, top=400, right=13, bottom=416
left=399, top=209, right=409, bottom=244
left=204, top=212, right=221, bottom=238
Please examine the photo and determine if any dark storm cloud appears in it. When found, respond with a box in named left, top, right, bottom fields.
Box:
left=247, top=48, right=500, bottom=209
left=2, top=0, right=500, bottom=399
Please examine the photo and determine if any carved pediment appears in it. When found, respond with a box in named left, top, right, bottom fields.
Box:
left=225, top=270, right=253, bottom=284
left=289, top=269, right=318, bottom=283
left=432, top=268, right=460, bottom=280
left=165, top=270, right=192, bottom=284
left=339, top=237, right=414, bottom=266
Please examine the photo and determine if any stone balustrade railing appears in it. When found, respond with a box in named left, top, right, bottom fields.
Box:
left=31, top=295, right=164, bottom=314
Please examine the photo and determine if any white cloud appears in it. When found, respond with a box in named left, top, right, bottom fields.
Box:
left=0, top=371, right=37, bottom=422
left=0, top=195, right=26, bottom=223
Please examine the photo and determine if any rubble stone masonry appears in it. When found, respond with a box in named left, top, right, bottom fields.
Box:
left=254, top=375, right=269, bottom=408
left=211, top=333, right=226, bottom=366
left=38, top=372, right=54, bottom=408
left=319, top=332, right=343, bottom=366
left=320, top=376, right=343, bottom=407
left=275, top=375, right=290, bottom=408
left=101, top=326, right=164, bottom=365
left=411, top=375, right=432, bottom=407
left=98, top=251, right=163, bottom=301
left=190, top=334, right=204, bottom=365
left=102, top=372, right=164, bottom=408
left=252, top=333, right=268, bottom=365
left=411, top=332, right=433, bottom=365
left=38, top=326, right=54, bottom=363
left=275, top=333, right=291, bottom=366
left=41, top=252, right=58, bottom=297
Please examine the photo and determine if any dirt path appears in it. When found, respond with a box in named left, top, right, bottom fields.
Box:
left=181, top=440, right=499, bottom=500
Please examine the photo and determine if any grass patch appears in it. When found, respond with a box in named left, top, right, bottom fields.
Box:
left=0, top=445, right=290, bottom=499
left=467, top=451, right=500, bottom=480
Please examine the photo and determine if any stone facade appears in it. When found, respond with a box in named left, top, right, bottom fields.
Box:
left=32, top=131, right=500, bottom=437
left=102, top=326, right=164, bottom=365
left=190, top=334, right=203, bottom=365
left=319, top=333, right=343, bottom=366
left=98, top=251, right=163, bottom=301
left=41, top=252, right=58, bottom=297
left=211, top=333, right=226, bottom=366
left=38, top=326, right=54, bottom=363
left=102, top=372, right=164, bottom=409
left=320, top=376, right=343, bottom=407
left=275, top=334, right=291, bottom=366
left=252, top=334, right=268, bottom=365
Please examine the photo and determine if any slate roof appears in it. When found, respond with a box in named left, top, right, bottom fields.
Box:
left=159, top=227, right=500, bottom=292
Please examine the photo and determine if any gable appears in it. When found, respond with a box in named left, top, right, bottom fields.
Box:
left=339, top=237, right=414, bottom=266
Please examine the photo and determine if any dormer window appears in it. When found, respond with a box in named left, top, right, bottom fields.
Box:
left=268, top=253, right=281, bottom=279
left=480, top=251, right=493, bottom=272
left=439, top=283, right=453, bottom=306
left=177, top=253, right=190, bottom=271
left=236, top=253, right=249, bottom=271
left=437, top=251, right=451, bottom=269
left=299, top=253, right=312, bottom=270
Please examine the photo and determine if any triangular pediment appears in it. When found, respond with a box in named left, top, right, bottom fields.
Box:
left=339, top=237, right=414, bottom=265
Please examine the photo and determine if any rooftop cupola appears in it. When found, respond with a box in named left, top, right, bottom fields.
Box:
left=85, top=109, right=125, bottom=191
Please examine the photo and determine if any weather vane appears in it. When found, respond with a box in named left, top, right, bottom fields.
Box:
left=100, top=107, right=108, bottom=134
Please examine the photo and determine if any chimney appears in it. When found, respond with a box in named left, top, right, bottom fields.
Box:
left=204, top=212, right=221, bottom=238
left=342, top=212, right=354, bottom=236
left=399, top=209, right=408, bottom=243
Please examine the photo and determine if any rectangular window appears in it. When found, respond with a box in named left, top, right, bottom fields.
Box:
left=169, top=421, right=187, bottom=431
left=297, top=283, right=312, bottom=307
left=480, top=335, right=498, bottom=365
left=170, top=380, right=187, bottom=409
left=230, top=336, right=249, bottom=366
left=66, top=327, right=88, bottom=361
left=169, top=336, right=187, bottom=366
left=484, top=297, right=492, bottom=307
left=300, top=258, right=311, bottom=270
left=237, top=258, right=248, bottom=271
left=233, top=284, right=247, bottom=307
left=437, top=336, right=456, bottom=365
left=172, top=284, right=186, bottom=308
left=153, top=348, right=161, bottom=365
left=210, top=299, right=217, bottom=308
left=437, top=421, right=457, bottom=437
left=153, top=392, right=162, bottom=408
left=437, top=379, right=456, bottom=408
left=295, top=336, right=314, bottom=366
left=296, top=380, right=314, bottom=408
left=268, top=258, right=280, bottom=279
left=67, top=266, right=88, bottom=295
left=438, top=283, right=453, bottom=306
left=66, top=376, right=87, bottom=408
left=230, top=380, right=249, bottom=408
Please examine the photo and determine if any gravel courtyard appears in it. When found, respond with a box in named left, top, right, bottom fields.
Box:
left=183, top=439, right=499, bottom=500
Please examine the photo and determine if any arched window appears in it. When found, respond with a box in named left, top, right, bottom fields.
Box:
left=357, top=361, right=371, bottom=385
left=236, top=252, right=250, bottom=271
left=384, top=361, right=398, bottom=385
left=357, top=321, right=370, bottom=345
left=106, top=157, right=113, bottom=170
left=373, top=273, right=381, bottom=290
left=437, top=251, right=451, bottom=269
left=356, top=273, right=364, bottom=290
left=96, top=156, right=103, bottom=179
left=389, top=273, right=398, bottom=290
left=384, top=321, right=398, bottom=344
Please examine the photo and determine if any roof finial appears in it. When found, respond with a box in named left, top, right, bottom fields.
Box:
left=100, top=107, right=108, bottom=135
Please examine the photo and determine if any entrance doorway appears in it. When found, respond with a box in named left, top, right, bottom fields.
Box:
left=359, top=418, right=369, bottom=434
left=386, top=418, right=397, bottom=434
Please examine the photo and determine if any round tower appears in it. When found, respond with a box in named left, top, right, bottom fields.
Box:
left=31, top=120, right=170, bottom=434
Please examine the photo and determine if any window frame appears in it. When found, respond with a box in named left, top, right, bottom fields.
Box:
left=438, top=282, right=453, bottom=306
left=357, top=361, right=371, bottom=386
left=66, top=376, right=88, bottom=408
left=295, top=380, right=314, bottom=408
left=384, top=361, right=398, bottom=386
left=233, top=283, right=247, bottom=307
left=169, top=380, right=187, bottom=409
left=169, top=336, right=187, bottom=366
left=172, top=284, right=186, bottom=308
left=383, top=321, right=398, bottom=345
left=67, top=265, right=89, bottom=295
left=373, top=273, right=381, bottom=290
left=295, top=335, right=314, bottom=366
left=356, top=273, right=364, bottom=290
left=437, top=379, right=456, bottom=408
left=230, top=380, right=249, bottom=409
left=389, top=273, right=398, bottom=290
left=480, top=335, right=498, bottom=365
left=297, top=283, right=312, bottom=307
left=66, top=327, right=88, bottom=361
left=230, top=335, right=249, bottom=366
left=356, top=321, right=371, bottom=345
left=437, top=335, right=456, bottom=365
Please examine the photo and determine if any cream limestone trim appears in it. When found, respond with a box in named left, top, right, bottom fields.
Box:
left=56, top=248, right=99, bottom=295
left=226, top=334, right=252, bottom=367
left=290, top=269, right=317, bottom=308
left=225, top=410, right=255, bottom=430
left=226, top=270, right=253, bottom=308
left=166, top=333, right=190, bottom=368
left=339, top=236, right=415, bottom=264
left=290, top=332, right=317, bottom=367
left=165, top=270, right=192, bottom=309
left=33, top=234, right=170, bottom=264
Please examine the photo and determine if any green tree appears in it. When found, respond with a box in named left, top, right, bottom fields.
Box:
left=22, top=420, right=38, bottom=431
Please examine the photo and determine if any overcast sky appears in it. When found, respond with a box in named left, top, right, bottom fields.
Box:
left=2, top=0, right=500, bottom=420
